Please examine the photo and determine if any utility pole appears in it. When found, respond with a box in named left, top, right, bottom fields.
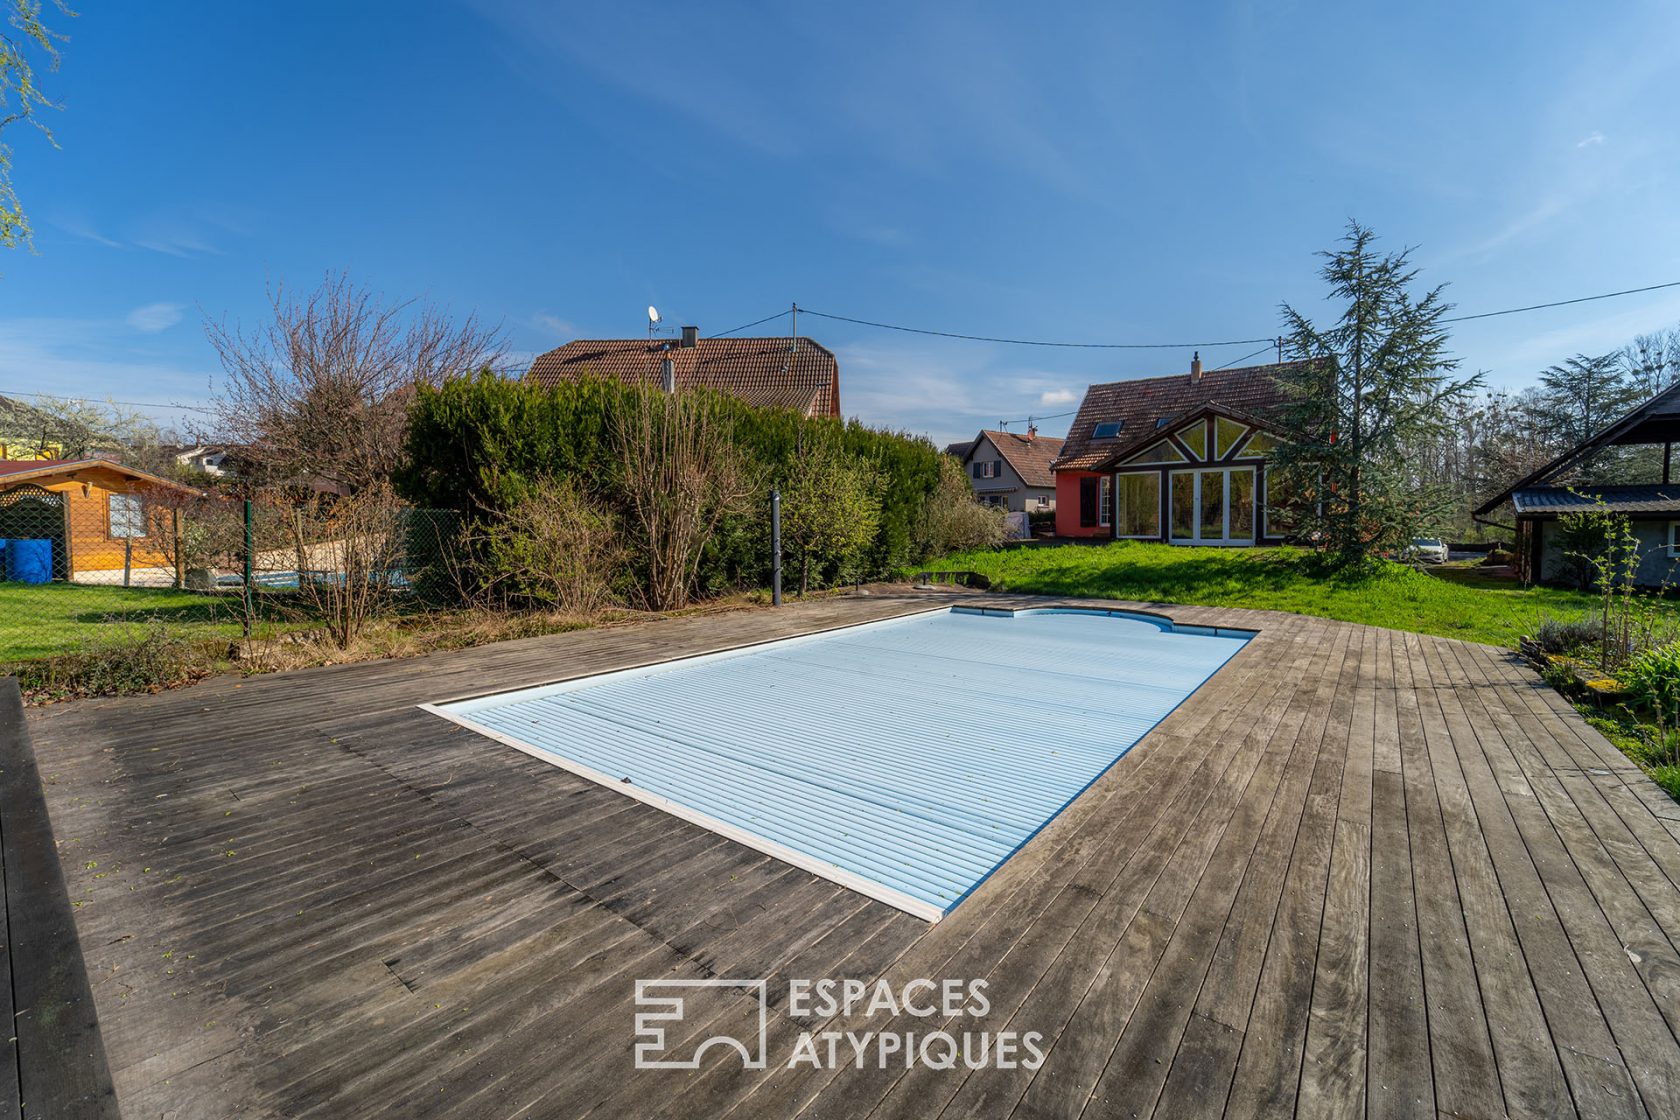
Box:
left=1275, top=336, right=1284, bottom=364
left=790, top=302, right=799, bottom=352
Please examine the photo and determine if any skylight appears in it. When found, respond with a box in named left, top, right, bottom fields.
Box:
left=1092, top=421, right=1124, bottom=439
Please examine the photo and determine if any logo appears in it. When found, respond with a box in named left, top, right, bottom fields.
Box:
left=633, top=979, right=769, bottom=1070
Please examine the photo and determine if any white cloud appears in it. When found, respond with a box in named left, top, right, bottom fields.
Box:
left=532, top=312, right=579, bottom=337
left=1038, top=388, right=1077, bottom=406
left=126, top=302, right=187, bottom=333
left=1577, top=131, right=1606, bottom=148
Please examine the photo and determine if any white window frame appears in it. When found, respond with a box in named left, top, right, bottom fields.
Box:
left=1669, top=521, right=1680, bottom=558
left=1098, top=476, right=1111, bottom=527
left=1167, top=466, right=1256, bottom=546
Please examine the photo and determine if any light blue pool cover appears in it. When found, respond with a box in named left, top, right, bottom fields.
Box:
left=426, top=606, right=1250, bottom=921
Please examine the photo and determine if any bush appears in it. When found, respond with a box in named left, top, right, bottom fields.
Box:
left=915, top=457, right=1008, bottom=557
left=1531, top=613, right=1602, bottom=655
left=1621, top=643, right=1680, bottom=765
left=476, top=478, right=624, bottom=615
left=397, top=371, right=949, bottom=596
left=13, top=621, right=210, bottom=700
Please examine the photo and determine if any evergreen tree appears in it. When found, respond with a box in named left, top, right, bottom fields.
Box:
left=1269, top=222, right=1482, bottom=563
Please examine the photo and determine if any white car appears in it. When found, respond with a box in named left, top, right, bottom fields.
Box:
left=1408, top=537, right=1449, bottom=564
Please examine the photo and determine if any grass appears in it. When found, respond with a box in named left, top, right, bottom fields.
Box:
left=0, top=581, right=251, bottom=661
left=919, top=541, right=1627, bottom=648
left=1578, top=707, right=1680, bottom=802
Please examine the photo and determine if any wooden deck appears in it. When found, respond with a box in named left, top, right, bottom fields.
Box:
left=17, top=591, right=1680, bottom=1118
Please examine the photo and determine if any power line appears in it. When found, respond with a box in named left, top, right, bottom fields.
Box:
left=714, top=309, right=792, bottom=337
left=1440, top=279, right=1680, bottom=324
left=0, top=388, right=216, bottom=413
left=798, top=307, right=1273, bottom=350
left=1211, top=343, right=1277, bottom=372
left=796, top=278, right=1680, bottom=352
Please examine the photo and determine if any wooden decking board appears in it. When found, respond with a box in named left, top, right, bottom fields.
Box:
left=12, top=593, right=1680, bottom=1118
left=1409, top=634, right=1575, bottom=1118
left=1223, top=626, right=1366, bottom=1120
left=1442, top=640, right=1680, bottom=1118
left=1391, top=631, right=1506, bottom=1119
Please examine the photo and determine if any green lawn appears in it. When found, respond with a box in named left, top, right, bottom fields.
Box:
left=0, top=582, right=248, bottom=661
left=920, top=541, right=1616, bottom=647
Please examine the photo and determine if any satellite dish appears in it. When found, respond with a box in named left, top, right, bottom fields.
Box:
left=647, top=305, right=661, bottom=325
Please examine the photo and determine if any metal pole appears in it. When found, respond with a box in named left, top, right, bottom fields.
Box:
left=243, top=498, right=254, bottom=637
left=770, top=487, right=782, bottom=607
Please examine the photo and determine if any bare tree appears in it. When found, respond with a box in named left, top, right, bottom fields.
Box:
left=206, top=274, right=504, bottom=494
left=287, top=481, right=407, bottom=648
left=1622, top=327, right=1680, bottom=399
left=614, top=387, right=758, bottom=611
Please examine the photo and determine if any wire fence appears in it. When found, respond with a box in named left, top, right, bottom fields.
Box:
left=0, top=482, right=467, bottom=675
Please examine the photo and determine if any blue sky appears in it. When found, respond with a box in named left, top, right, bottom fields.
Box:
left=6, top=0, right=1680, bottom=447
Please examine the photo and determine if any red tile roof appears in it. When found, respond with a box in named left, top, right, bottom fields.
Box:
left=1054, top=362, right=1300, bottom=470
left=526, top=337, right=841, bottom=417
left=965, top=430, right=1065, bottom=489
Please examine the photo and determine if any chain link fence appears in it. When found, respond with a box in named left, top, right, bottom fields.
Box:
left=0, top=482, right=467, bottom=687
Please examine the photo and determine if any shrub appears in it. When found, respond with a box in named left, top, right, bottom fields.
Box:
left=476, top=479, right=624, bottom=615
left=397, top=371, right=949, bottom=594
left=13, top=622, right=210, bottom=700
left=1621, top=642, right=1680, bottom=766
left=1531, top=613, right=1602, bottom=655
left=780, top=437, right=883, bottom=593
left=915, top=457, right=1008, bottom=557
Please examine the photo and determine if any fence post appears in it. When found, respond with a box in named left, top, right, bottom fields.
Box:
left=172, top=508, right=184, bottom=590
left=243, top=499, right=254, bottom=638
left=770, top=487, right=782, bottom=608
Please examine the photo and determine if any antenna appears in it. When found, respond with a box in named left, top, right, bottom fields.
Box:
left=648, top=305, right=662, bottom=342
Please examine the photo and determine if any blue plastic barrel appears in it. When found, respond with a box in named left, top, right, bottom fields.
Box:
left=9, top=538, right=52, bottom=583
left=0, top=539, right=9, bottom=580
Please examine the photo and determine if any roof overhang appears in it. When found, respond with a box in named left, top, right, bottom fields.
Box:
left=1474, top=381, right=1680, bottom=516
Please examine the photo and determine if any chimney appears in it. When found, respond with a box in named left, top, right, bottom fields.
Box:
left=680, top=325, right=698, bottom=348
left=660, top=356, right=675, bottom=394
left=1190, top=351, right=1203, bottom=382
left=1026, top=423, right=1038, bottom=440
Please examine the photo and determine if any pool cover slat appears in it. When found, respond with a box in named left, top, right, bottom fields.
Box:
left=428, top=607, right=1247, bottom=920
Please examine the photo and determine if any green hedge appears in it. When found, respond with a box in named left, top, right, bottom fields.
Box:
left=395, top=371, right=946, bottom=592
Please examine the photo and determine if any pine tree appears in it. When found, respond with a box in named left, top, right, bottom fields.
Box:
left=1268, top=222, right=1482, bottom=564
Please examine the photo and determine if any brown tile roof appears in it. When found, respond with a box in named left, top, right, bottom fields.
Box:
left=526, top=337, right=840, bottom=417
left=965, top=430, right=1065, bottom=489
left=1053, top=362, right=1300, bottom=470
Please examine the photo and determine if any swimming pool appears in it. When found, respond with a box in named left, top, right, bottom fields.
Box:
left=424, top=606, right=1251, bottom=921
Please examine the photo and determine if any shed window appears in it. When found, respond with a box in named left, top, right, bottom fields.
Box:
left=109, top=492, right=147, bottom=539
left=1670, top=522, right=1680, bottom=558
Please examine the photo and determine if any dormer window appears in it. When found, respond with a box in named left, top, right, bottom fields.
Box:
left=1092, top=421, right=1124, bottom=440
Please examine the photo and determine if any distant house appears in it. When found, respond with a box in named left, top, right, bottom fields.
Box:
left=526, top=326, right=841, bottom=418
left=0, top=457, right=201, bottom=584
left=1475, top=381, right=1680, bottom=586
left=1052, top=355, right=1296, bottom=544
left=167, top=444, right=238, bottom=477
left=956, top=426, right=1064, bottom=512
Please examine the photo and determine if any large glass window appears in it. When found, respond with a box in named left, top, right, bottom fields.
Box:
left=1167, top=467, right=1256, bottom=544
left=1123, top=440, right=1185, bottom=465
left=1116, top=472, right=1160, bottom=537
left=1170, top=473, right=1195, bottom=540
left=1229, top=469, right=1255, bottom=541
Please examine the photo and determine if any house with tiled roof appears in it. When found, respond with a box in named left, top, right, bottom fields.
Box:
left=957, top=426, right=1064, bottom=512
left=525, top=326, right=840, bottom=418
left=1053, top=354, right=1301, bottom=543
